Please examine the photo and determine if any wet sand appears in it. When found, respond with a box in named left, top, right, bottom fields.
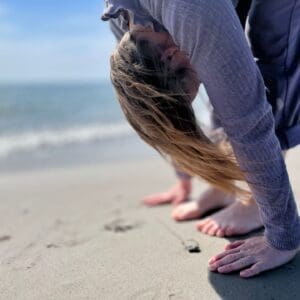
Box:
left=0, top=148, right=300, bottom=299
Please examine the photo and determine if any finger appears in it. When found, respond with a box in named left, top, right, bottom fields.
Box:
left=218, top=256, right=255, bottom=274
left=209, top=252, right=244, bottom=271
left=216, top=228, right=226, bottom=237
left=207, top=224, right=219, bottom=236
left=240, top=263, right=263, bottom=278
left=208, top=248, right=241, bottom=264
left=224, top=240, right=245, bottom=250
left=225, top=227, right=236, bottom=236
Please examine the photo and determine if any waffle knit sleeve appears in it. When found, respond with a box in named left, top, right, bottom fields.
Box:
left=141, top=0, right=300, bottom=250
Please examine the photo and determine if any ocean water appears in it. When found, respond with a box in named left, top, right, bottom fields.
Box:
left=0, top=82, right=210, bottom=172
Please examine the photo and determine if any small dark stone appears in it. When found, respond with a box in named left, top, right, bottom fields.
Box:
left=184, top=239, right=201, bottom=253
left=186, top=245, right=201, bottom=253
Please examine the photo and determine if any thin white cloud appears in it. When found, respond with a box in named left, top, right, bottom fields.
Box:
left=0, top=4, right=118, bottom=83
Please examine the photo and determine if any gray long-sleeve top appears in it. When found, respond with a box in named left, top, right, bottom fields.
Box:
left=102, top=0, right=300, bottom=250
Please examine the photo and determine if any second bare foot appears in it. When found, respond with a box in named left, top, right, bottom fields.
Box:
left=196, top=199, right=263, bottom=237
left=172, top=188, right=235, bottom=222
left=143, top=179, right=191, bottom=206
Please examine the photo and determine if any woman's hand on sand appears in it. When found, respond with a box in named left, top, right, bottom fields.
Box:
left=208, top=236, right=298, bottom=278
left=142, top=178, right=192, bottom=206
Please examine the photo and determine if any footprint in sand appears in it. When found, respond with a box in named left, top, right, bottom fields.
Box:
left=46, top=232, right=92, bottom=249
left=0, top=235, right=11, bottom=242
left=104, top=219, right=140, bottom=233
left=46, top=244, right=60, bottom=249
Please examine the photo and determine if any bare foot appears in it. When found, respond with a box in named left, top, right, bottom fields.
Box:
left=196, top=199, right=263, bottom=237
left=172, top=188, right=235, bottom=222
left=143, top=179, right=191, bottom=206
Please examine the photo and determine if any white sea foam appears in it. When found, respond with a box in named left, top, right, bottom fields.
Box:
left=0, top=122, right=134, bottom=158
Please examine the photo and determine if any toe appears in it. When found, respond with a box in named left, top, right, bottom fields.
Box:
left=196, top=218, right=210, bottom=231
left=216, top=228, right=226, bottom=237
left=171, top=206, right=184, bottom=221
left=143, top=193, right=170, bottom=206
left=207, top=224, right=219, bottom=236
left=201, top=222, right=215, bottom=234
left=225, top=227, right=235, bottom=236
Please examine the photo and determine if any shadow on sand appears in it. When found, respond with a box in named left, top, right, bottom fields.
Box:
left=209, top=230, right=300, bottom=300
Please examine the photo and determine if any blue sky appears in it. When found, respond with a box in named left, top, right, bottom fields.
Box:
left=0, top=0, right=116, bottom=83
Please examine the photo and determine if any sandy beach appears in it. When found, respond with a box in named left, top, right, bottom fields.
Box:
left=1, top=148, right=300, bottom=300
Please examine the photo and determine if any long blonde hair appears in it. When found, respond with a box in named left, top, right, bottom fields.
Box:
left=110, top=32, right=248, bottom=196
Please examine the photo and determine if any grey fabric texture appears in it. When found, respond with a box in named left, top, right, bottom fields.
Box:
left=102, top=0, right=300, bottom=250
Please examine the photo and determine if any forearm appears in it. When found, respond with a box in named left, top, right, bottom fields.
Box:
left=229, top=120, right=300, bottom=250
